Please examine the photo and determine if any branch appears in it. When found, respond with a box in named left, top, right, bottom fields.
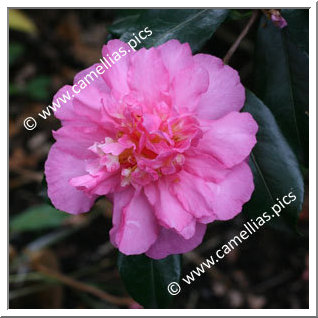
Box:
left=223, top=10, right=259, bottom=65
left=34, top=264, right=134, bottom=307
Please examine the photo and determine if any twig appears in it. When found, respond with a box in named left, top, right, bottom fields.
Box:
left=223, top=10, right=259, bottom=65
left=34, top=264, right=134, bottom=307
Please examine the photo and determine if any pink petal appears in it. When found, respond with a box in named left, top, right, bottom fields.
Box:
left=200, top=162, right=254, bottom=223
left=74, top=63, right=110, bottom=93
left=109, top=187, right=134, bottom=247
left=52, top=124, right=111, bottom=160
left=170, top=170, right=216, bottom=220
left=110, top=189, right=159, bottom=255
left=144, top=178, right=196, bottom=239
left=271, top=14, right=287, bottom=28
left=142, top=113, right=162, bottom=132
left=53, top=64, right=110, bottom=123
left=52, top=85, right=75, bottom=122
left=158, top=40, right=193, bottom=83
left=193, top=54, right=245, bottom=120
left=100, top=136, right=135, bottom=156
left=44, top=143, right=96, bottom=214
left=146, top=223, right=206, bottom=259
left=171, top=65, right=209, bottom=114
left=72, top=86, right=108, bottom=123
left=70, top=170, right=120, bottom=196
left=184, top=148, right=231, bottom=183
left=127, top=47, right=169, bottom=109
left=198, top=112, right=258, bottom=168
left=101, top=40, right=132, bottom=99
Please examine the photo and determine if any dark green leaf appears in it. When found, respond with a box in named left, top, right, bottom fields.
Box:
left=26, top=76, right=51, bottom=100
left=9, top=42, right=25, bottom=66
left=228, top=9, right=252, bottom=21
left=254, top=16, right=309, bottom=166
left=108, top=13, right=143, bottom=36
left=281, top=9, right=309, bottom=54
left=9, top=76, right=51, bottom=100
left=10, top=204, right=70, bottom=233
left=243, top=90, right=304, bottom=231
left=9, top=83, right=24, bottom=96
left=109, top=9, right=229, bottom=52
left=117, top=252, right=181, bottom=308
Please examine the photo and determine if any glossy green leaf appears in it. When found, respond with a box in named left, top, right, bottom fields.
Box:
left=243, top=90, right=304, bottom=231
left=281, top=9, right=309, bottom=54
left=117, top=252, right=181, bottom=308
left=108, top=13, right=143, bottom=36
left=10, top=204, right=70, bottom=233
left=109, top=9, right=229, bottom=52
left=254, top=16, right=309, bottom=166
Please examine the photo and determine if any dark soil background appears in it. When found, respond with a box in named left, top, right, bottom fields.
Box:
left=9, top=9, right=309, bottom=309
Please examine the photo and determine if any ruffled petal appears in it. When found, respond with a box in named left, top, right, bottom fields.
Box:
left=110, top=188, right=159, bottom=255
left=52, top=85, right=76, bottom=122
left=193, top=54, right=245, bottom=120
left=53, top=64, right=110, bottom=123
left=200, top=162, right=254, bottom=223
left=101, top=40, right=133, bottom=99
left=171, top=65, right=209, bottom=114
left=109, top=187, right=134, bottom=247
left=74, top=63, right=110, bottom=93
left=158, top=40, right=193, bottom=83
left=146, top=223, right=206, bottom=259
left=70, top=170, right=120, bottom=196
left=170, top=170, right=215, bottom=220
left=52, top=124, right=111, bottom=160
left=44, top=143, right=96, bottom=214
left=184, top=148, right=230, bottom=183
left=197, top=112, right=258, bottom=168
left=144, top=178, right=196, bottom=239
left=127, top=47, right=169, bottom=109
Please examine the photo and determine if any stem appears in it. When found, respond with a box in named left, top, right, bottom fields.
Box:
left=223, top=10, right=259, bottom=65
left=34, top=264, right=134, bottom=307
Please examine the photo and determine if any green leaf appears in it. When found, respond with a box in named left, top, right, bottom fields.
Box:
left=109, top=9, right=229, bottom=52
left=254, top=16, right=309, bottom=166
left=9, top=42, right=25, bottom=66
left=10, top=204, right=70, bottom=233
left=9, top=76, right=51, bottom=100
left=243, top=90, right=304, bottom=231
left=228, top=9, right=252, bottom=21
left=117, top=252, right=181, bottom=308
left=26, top=76, right=51, bottom=100
left=9, top=83, right=24, bottom=96
left=281, top=9, right=309, bottom=54
left=108, top=13, right=143, bottom=36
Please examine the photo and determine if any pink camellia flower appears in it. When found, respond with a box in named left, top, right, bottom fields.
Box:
left=45, top=39, right=258, bottom=259
left=271, top=12, right=287, bottom=28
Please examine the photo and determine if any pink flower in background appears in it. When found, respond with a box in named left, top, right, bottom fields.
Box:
left=45, top=39, right=258, bottom=259
left=129, top=301, right=143, bottom=309
left=271, top=12, right=287, bottom=28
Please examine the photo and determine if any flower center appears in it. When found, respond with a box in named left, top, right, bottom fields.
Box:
left=90, top=110, right=201, bottom=187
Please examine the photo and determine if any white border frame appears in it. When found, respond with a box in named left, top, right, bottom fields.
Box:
left=3, top=1, right=316, bottom=316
